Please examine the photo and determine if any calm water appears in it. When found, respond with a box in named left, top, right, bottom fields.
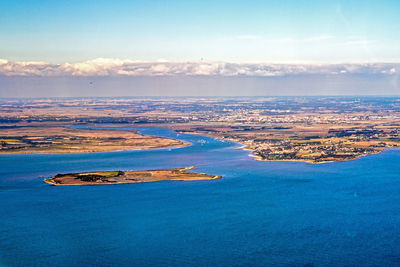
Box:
left=1, top=127, right=400, bottom=266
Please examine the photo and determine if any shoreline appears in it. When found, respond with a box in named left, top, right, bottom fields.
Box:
left=246, top=146, right=389, bottom=164
left=0, top=141, right=191, bottom=155
left=1, top=124, right=395, bottom=164
left=173, top=129, right=395, bottom=164
left=0, top=125, right=191, bottom=155
left=44, top=166, right=222, bottom=186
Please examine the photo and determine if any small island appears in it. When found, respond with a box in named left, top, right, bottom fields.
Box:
left=44, top=166, right=221, bottom=186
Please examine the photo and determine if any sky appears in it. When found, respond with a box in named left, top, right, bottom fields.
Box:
left=0, top=0, right=400, bottom=96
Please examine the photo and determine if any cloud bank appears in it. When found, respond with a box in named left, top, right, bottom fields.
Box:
left=0, top=58, right=398, bottom=77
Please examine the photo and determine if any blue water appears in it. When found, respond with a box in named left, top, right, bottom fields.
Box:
left=1, top=127, right=400, bottom=266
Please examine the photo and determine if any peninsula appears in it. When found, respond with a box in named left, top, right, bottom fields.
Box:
left=44, top=166, right=221, bottom=185
left=0, top=126, right=187, bottom=154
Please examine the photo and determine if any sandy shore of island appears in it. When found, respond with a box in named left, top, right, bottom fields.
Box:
left=44, top=166, right=221, bottom=186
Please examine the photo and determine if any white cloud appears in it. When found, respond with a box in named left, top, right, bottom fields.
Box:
left=0, top=58, right=399, bottom=77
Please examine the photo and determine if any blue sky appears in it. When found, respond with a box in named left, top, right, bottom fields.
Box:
left=1, top=0, right=399, bottom=97
left=1, top=0, right=400, bottom=63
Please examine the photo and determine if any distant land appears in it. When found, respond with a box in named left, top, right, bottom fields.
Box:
left=1, top=96, right=400, bottom=163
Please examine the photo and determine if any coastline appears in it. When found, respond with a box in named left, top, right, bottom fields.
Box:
left=246, top=146, right=390, bottom=164
left=174, top=130, right=394, bottom=164
left=0, top=141, right=191, bottom=155
left=44, top=166, right=222, bottom=186
left=2, top=124, right=393, bottom=164
left=0, top=125, right=191, bottom=155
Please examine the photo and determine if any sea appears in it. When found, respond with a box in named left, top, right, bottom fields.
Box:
left=0, top=126, right=400, bottom=266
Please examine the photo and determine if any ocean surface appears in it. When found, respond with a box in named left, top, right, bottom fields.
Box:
left=1, top=126, right=400, bottom=266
